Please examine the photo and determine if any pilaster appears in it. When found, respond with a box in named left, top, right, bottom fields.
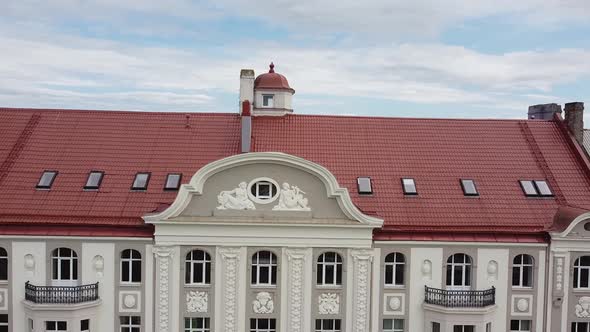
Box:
left=153, top=246, right=175, bottom=332
left=351, top=249, right=374, bottom=332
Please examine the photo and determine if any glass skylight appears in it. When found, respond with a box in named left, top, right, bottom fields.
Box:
left=84, top=171, right=104, bottom=190
left=402, top=178, right=417, bottom=195
left=164, top=173, right=182, bottom=190
left=132, top=173, right=150, bottom=190
left=460, top=179, right=478, bottom=196
left=36, top=171, right=58, bottom=189
left=357, top=177, right=373, bottom=194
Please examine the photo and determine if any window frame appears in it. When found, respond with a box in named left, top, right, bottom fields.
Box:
left=460, top=179, right=479, bottom=196
left=120, top=249, right=142, bottom=284
left=316, top=252, right=343, bottom=287
left=315, top=319, right=341, bottom=332
left=36, top=170, right=58, bottom=189
left=131, top=172, right=151, bottom=191
left=45, top=321, right=67, bottom=331
left=51, top=248, right=78, bottom=281
left=446, top=253, right=472, bottom=289
left=519, top=180, right=553, bottom=197
left=262, top=94, right=275, bottom=108
left=81, top=319, right=90, bottom=332
left=250, top=318, right=276, bottom=332
left=83, top=171, right=104, bottom=190
left=383, top=318, right=404, bottom=332
left=572, top=322, right=590, bottom=332
left=534, top=180, right=553, bottom=197
left=251, top=250, right=278, bottom=286
left=120, top=316, right=141, bottom=332
left=184, top=317, right=210, bottom=332
left=0, top=247, right=7, bottom=281
left=384, top=252, right=405, bottom=287
left=357, top=177, right=373, bottom=195
left=164, top=173, right=182, bottom=191
left=574, top=256, right=590, bottom=289
left=185, top=249, right=212, bottom=286
left=512, top=254, right=534, bottom=288
left=401, top=178, right=417, bottom=195
left=0, top=314, right=7, bottom=332
left=510, top=319, right=531, bottom=331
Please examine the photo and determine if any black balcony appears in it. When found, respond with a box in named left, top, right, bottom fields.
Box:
left=25, top=282, right=99, bottom=304
left=424, top=286, right=495, bottom=308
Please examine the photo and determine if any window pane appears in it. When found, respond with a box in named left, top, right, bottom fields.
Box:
left=132, top=173, right=149, bottom=189
left=383, top=319, right=393, bottom=329
left=122, top=261, right=130, bottom=282
left=402, top=178, right=417, bottom=194
left=385, top=265, right=393, bottom=284
left=395, top=264, right=404, bottom=285
left=512, top=266, right=520, bottom=286
left=520, top=180, right=537, bottom=196
left=61, top=260, right=70, bottom=279
left=0, top=258, right=7, bottom=280
left=325, top=265, right=334, bottom=284
left=196, top=262, right=204, bottom=283
left=523, top=266, right=532, bottom=287
left=336, top=264, right=342, bottom=285
left=357, top=177, right=372, bottom=194
left=132, top=261, right=141, bottom=282
left=582, top=269, right=589, bottom=288
left=535, top=181, right=552, bottom=196
left=165, top=174, right=181, bottom=190
left=37, top=171, right=57, bottom=188
left=461, top=179, right=478, bottom=195
left=205, top=262, right=211, bottom=284
left=85, top=172, right=103, bottom=189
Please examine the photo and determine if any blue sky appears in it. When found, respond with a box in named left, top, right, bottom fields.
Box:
left=1, top=1, right=590, bottom=121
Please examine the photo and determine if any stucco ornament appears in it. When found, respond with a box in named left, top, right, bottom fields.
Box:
left=217, top=182, right=256, bottom=210
left=272, top=183, right=310, bottom=211
left=124, top=294, right=136, bottom=308
left=186, top=290, right=208, bottom=313
left=24, top=254, right=35, bottom=270
left=516, top=298, right=529, bottom=312
left=575, top=297, right=590, bottom=318
left=389, top=296, right=401, bottom=310
left=319, top=293, right=340, bottom=314
left=93, top=255, right=104, bottom=278
left=253, top=291, right=274, bottom=314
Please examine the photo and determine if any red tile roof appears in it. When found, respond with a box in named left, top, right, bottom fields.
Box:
left=1, top=107, right=590, bottom=239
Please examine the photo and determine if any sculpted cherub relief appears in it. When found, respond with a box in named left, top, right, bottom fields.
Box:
left=273, top=183, right=310, bottom=211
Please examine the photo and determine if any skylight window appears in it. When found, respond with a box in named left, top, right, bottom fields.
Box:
left=132, top=173, right=150, bottom=190
left=401, top=178, right=417, bottom=195
left=357, top=177, right=373, bottom=194
left=84, top=171, right=104, bottom=190
left=164, top=173, right=182, bottom=191
left=36, top=171, right=58, bottom=189
left=460, top=179, right=478, bottom=196
left=519, top=180, right=553, bottom=197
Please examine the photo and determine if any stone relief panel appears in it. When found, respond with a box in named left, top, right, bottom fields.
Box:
left=286, top=249, right=306, bottom=332
left=351, top=250, right=373, bottom=332
left=273, top=183, right=310, bottom=211
left=0, top=289, right=7, bottom=311
left=318, top=293, right=340, bottom=315
left=217, top=182, right=256, bottom=210
left=253, top=291, right=274, bottom=314
left=554, top=256, right=564, bottom=295
left=487, top=260, right=498, bottom=281
left=186, top=290, right=208, bottom=313
left=422, top=259, right=432, bottom=281
left=24, top=254, right=35, bottom=278
left=219, top=248, right=240, bottom=332
left=576, top=297, right=590, bottom=318
left=93, top=255, right=104, bottom=278
left=383, top=293, right=405, bottom=315
left=511, top=294, right=533, bottom=316
left=119, top=290, right=141, bottom=313
left=153, top=246, right=175, bottom=332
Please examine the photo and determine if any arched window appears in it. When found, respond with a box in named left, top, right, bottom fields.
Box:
left=574, top=256, right=590, bottom=289
left=52, top=248, right=78, bottom=281
left=0, top=248, right=7, bottom=281
left=512, top=254, right=534, bottom=287
left=121, top=249, right=142, bottom=283
left=384, top=252, right=405, bottom=286
left=251, top=251, right=277, bottom=286
left=185, top=250, right=211, bottom=285
left=317, top=252, right=343, bottom=286
left=446, top=253, right=472, bottom=288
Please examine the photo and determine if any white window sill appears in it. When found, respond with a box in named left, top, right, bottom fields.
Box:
left=512, top=286, right=533, bottom=291
left=185, top=283, right=211, bottom=288
left=384, top=285, right=406, bottom=290
left=573, top=288, right=590, bottom=293
left=251, top=284, right=277, bottom=289
left=120, top=282, right=142, bottom=287
left=316, top=285, right=343, bottom=290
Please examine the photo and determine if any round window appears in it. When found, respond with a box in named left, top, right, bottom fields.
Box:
left=247, top=178, right=279, bottom=204
left=584, top=222, right=590, bottom=231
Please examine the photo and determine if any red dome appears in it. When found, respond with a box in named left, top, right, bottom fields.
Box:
left=254, top=63, right=295, bottom=93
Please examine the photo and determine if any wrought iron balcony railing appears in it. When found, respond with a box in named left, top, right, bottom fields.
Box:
left=25, top=282, right=99, bottom=304
left=424, top=286, right=495, bottom=308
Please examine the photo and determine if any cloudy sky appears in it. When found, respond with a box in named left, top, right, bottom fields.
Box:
left=2, top=1, right=590, bottom=120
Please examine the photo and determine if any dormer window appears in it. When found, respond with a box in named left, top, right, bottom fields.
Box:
left=36, top=171, right=58, bottom=189
left=262, top=94, right=274, bottom=107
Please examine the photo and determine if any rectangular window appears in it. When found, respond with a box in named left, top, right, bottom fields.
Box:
left=120, top=316, right=140, bottom=332
left=453, top=326, right=475, bottom=332
left=36, top=171, right=58, bottom=189
left=185, top=317, right=210, bottom=332
left=401, top=178, right=417, bottom=195
left=262, top=95, right=274, bottom=107
left=45, top=321, right=67, bottom=331
left=486, top=323, right=492, bottom=332
left=519, top=180, right=553, bottom=197
left=460, top=179, right=478, bottom=196
left=511, top=320, right=531, bottom=331
left=519, top=180, right=538, bottom=196
left=0, top=315, right=7, bottom=332
left=84, top=171, right=104, bottom=190
left=383, top=319, right=404, bottom=332
left=81, top=319, right=90, bottom=332
left=131, top=173, right=150, bottom=190
left=29, top=318, right=33, bottom=332
left=573, top=322, right=590, bottom=332
left=315, top=319, right=341, bottom=332
left=432, top=322, right=440, bottom=332
left=164, top=173, right=182, bottom=190
left=250, top=318, right=276, bottom=332
left=534, top=180, right=553, bottom=196
left=357, top=177, right=372, bottom=194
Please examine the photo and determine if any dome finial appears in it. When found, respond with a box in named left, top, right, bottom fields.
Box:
left=269, top=62, right=275, bottom=73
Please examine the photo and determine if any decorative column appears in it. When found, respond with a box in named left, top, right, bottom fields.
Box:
left=153, top=246, right=175, bottom=332
left=351, top=249, right=374, bottom=332
left=219, top=247, right=241, bottom=332
left=286, top=249, right=306, bottom=332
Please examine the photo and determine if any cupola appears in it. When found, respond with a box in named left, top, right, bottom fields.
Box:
left=239, top=63, right=295, bottom=116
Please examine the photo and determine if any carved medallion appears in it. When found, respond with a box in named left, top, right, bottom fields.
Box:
left=253, top=292, right=274, bottom=314
left=187, top=290, right=208, bottom=313
left=576, top=297, right=590, bottom=318
left=318, top=293, right=340, bottom=314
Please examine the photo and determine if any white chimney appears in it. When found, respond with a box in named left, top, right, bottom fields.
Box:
left=239, top=69, right=255, bottom=115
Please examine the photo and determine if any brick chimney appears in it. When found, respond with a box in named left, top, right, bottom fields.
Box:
left=528, top=103, right=562, bottom=120
left=564, top=102, right=584, bottom=145
left=241, top=100, right=252, bottom=153
left=239, top=69, right=255, bottom=115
